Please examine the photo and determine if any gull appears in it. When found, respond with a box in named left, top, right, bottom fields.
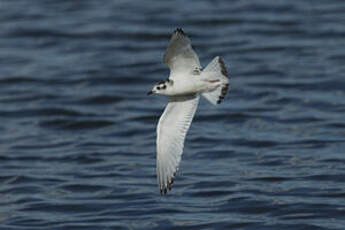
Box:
left=148, top=28, right=230, bottom=194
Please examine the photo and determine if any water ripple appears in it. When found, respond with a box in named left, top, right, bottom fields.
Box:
left=0, top=0, right=344, bottom=229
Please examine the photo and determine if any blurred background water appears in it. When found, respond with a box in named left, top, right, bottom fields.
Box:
left=1, top=0, right=345, bottom=229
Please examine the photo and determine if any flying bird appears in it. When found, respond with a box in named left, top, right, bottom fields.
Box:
left=148, top=28, right=230, bottom=194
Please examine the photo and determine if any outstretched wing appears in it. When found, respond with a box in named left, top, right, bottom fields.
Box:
left=163, top=28, right=201, bottom=76
left=156, top=94, right=200, bottom=194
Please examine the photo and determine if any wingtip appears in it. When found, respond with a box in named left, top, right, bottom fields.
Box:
left=159, top=172, right=177, bottom=195
left=174, top=28, right=186, bottom=36
left=160, top=188, right=167, bottom=195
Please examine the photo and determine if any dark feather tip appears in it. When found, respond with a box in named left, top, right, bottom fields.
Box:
left=218, top=57, right=228, bottom=77
left=160, top=188, right=167, bottom=195
left=175, top=28, right=185, bottom=36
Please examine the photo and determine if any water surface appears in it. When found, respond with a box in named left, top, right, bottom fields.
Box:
left=1, top=0, right=345, bottom=229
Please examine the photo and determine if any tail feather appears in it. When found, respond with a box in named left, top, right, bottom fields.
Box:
left=201, top=57, right=230, bottom=105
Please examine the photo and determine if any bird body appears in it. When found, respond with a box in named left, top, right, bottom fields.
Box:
left=156, top=74, right=218, bottom=96
left=148, top=28, right=230, bottom=194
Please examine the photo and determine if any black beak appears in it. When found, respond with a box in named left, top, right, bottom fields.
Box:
left=147, top=91, right=153, bottom=95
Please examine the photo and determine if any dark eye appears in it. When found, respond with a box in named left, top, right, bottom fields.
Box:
left=157, top=86, right=160, bottom=90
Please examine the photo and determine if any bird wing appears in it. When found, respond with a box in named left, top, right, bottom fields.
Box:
left=163, top=28, right=201, bottom=77
left=156, top=94, right=200, bottom=194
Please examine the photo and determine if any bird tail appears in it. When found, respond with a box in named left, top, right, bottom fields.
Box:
left=201, top=56, right=230, bottom=105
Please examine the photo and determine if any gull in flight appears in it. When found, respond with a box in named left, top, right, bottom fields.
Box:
left=148, top=28, right=230, bottom=194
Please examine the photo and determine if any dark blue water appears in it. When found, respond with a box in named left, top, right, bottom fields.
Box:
left=1, top=0, right=345, bottom=229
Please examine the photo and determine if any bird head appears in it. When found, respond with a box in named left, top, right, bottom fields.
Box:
left=147, top=79, right=173, bottom=95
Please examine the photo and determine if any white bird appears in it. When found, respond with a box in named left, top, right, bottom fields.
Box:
left=148, top=28, right=230, bottom=194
